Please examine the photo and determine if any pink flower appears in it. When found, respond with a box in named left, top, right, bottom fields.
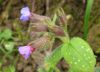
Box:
left=18, top=46, right=35, bottom=60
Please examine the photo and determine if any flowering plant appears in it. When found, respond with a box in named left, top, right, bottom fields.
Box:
left=18, top=6, right=96, bottom=72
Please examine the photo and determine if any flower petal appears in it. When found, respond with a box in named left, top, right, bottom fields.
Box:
left=18, top=46, right=31, bottom=59
left=20, top=15, right=29, bottom=21
left=21, top=7, right=30, bottom=16
left=18, top=46, right=31, bottom=54
left=22, top=53, right=30, bottom=60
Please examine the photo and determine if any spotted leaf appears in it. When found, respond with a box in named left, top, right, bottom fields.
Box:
left=62, top=37, right=96, bottom=72
left=45, top=45, right=63, bottom=71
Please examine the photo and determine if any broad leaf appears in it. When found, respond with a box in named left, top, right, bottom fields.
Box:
left=0, top=29, right=12, bottom=40
left=45, top=45, right=63, bottom=70
left=62, top=37, right=96, bottom=72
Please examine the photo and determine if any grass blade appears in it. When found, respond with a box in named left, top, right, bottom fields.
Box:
left=83, top=0, right=94, bottom=40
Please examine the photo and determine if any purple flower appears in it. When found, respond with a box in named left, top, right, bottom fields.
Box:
left=18, top=46, right=35, bottom=60
left=20, top=6, right=31, bottom=21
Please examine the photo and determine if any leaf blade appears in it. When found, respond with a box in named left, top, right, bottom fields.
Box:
left=62, top=37, right=96, bottom=72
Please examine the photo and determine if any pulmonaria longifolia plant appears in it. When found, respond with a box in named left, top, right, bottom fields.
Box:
left=18, top=6, right=96, bottom=72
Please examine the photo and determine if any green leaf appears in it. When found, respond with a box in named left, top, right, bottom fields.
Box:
left=52, top=14, right=57, bottom=24
left=38, top=68, right=46, bottom=72
left=4, top=41, right=14, bottom=52
left=62, top=37, right=96, bottom=72
left=0, top=32, right=2, bottom=40
left=45, top=45, right=63, bottom=71
left=4, top=65, right=15, bottom=72
left=1, top=29, right=12, bottom=40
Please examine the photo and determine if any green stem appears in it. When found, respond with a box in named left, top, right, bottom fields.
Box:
left=57, top=8, right=70, bottom=43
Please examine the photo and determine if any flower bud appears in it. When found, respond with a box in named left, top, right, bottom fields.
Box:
left=29, top=23, right=48, bottom=32
left=50, top=26, right=65, bottom=36
left=29, top=36, right=51, bottom=51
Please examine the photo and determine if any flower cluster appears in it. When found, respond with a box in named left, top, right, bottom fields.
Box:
left=19, top=6, right=36, bottom=60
